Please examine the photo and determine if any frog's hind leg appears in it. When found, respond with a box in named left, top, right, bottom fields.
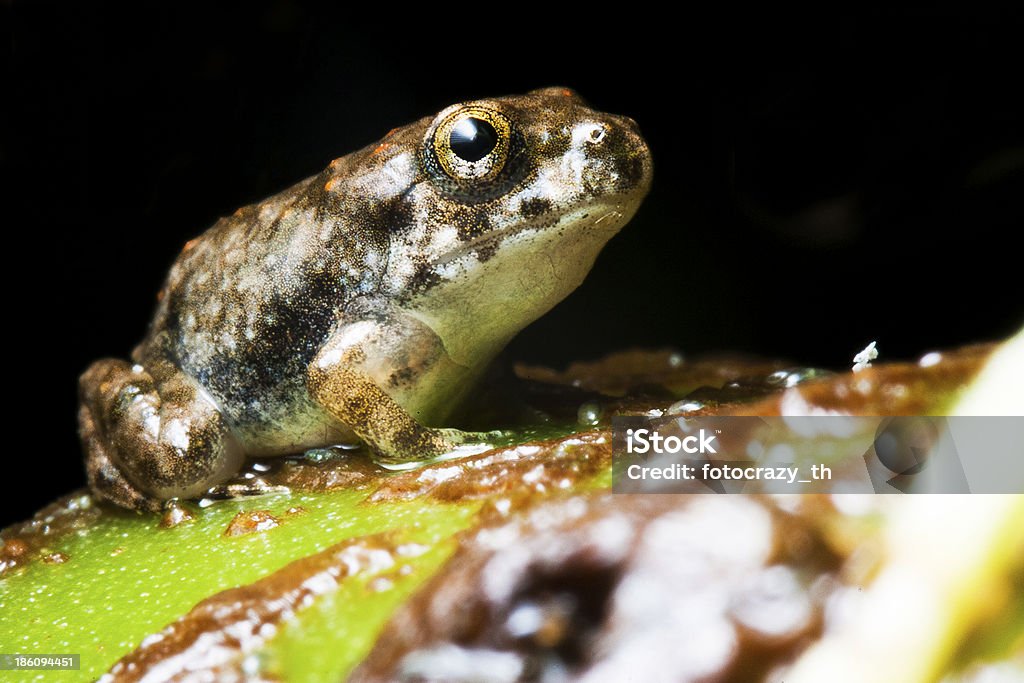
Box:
left=78, top=358, right=244, bottom=512
left=78, top=396, right=160, bottom=512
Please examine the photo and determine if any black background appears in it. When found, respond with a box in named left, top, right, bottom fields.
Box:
left=7, top=5, right=1022, bottom=526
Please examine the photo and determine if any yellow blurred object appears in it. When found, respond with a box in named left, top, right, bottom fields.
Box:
left=954, top=327, right=1024, bottom=416
left=787, top=328, right=1024, bottom=683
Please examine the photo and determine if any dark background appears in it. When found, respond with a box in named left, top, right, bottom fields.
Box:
left=7, top=5, right=1022, bottom=526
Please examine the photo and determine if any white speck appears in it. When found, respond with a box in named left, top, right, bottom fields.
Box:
left=219, top=331, right=237, bottom=351
left=668, top=400, right=702, bottom=415
left=242, top=654, right=262, bottom=676
left=522, top=465, right=546, bottom=484
left=140, top=632, right=165, bottom=647
left=506, top=604, right=544, bottom=637
left=399, top=645, right=523, bottom=683
left=852, top=341, right=878, bottom=372
left=396, top=543, right=429, bottom=558
left=918, top=351, right=942, bottom=367
left=381, top=153, right=415, bottom=187
left=143, top=414, right=160, bottom=439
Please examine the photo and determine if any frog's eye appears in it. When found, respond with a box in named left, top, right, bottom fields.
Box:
left=432, top=107, right=512, bottom=183
left=449, top=117, right=498, bottom=162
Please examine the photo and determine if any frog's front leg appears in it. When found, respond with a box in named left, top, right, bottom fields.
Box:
left=78, top=357, right=244, bottom=512
left=307, top=309, right=485, bottom=465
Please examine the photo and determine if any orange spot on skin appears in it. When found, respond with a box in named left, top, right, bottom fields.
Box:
left=561, top=88, right=574, bottom=97
left=233, top=207, right=245, bottom=217
left=371, top=141, right=391, bottom=156
left=156, top=289, right=165, bottom=302
left=182, top=238, right=199, bottom=252
left=385, top=127, right=400, bottom=138
left=325, top=178, right=338, bottom=192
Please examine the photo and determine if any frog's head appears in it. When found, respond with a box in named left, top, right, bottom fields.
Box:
left=344, top=88, right=652, bottom=366
left=418, top=87, right=651, bottom=209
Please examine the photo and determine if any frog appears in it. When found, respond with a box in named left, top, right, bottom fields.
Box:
left=78, top=87, right=653, bottom=512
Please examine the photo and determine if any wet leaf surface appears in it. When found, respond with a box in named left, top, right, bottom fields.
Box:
left=1, top=340, right=1020, bottom=682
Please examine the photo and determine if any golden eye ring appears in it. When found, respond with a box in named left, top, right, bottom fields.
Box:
left=433, top=106, right=512, bottom=183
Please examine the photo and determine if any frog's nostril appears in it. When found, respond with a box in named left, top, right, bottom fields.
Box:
left=574, top=122, right=609, bottom=147
left=587, top=124, right=608, bottom=145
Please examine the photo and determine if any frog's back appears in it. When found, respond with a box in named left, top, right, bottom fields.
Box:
left=144, top=171, right=385, bottom=452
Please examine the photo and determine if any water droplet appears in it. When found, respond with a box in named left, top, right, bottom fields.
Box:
left=159, top=503, right=195, bottom=528
left=766, top=368, right=830, bottom=388
left=918, top=351, right=942, bottom=367
left=42, top=552, right=68, bottom=565
left=577, top=401, right=602, bottom=426
left=304, top=447, right=344, bottom=463
left=369, top=576, right=394, bottom=592
left=242, top=654, right=262, bottom=677
left=730, top=565, right=812, bottom=638
left=668, top=399, right=704, bottom=414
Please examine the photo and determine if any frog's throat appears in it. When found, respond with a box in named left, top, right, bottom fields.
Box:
left=403, top=198, right=641, bottom=369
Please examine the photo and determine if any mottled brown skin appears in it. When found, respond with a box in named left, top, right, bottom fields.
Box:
left=79, top=87, right=652, bottom=512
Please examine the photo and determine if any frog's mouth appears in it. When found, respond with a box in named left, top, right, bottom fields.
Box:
left=429, top=200, right=632, bottom=271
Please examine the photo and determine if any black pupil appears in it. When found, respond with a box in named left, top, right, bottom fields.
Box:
left=449, top=117, right=498, bottom=162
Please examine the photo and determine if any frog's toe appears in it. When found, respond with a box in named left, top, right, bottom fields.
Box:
left=447, top=427, right=510, bottom=444
left=435, top=427, right=492, bottom=445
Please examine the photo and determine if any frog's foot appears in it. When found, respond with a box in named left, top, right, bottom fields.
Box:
left=78, top=358, right=245, bottom=512
left=371, top=428, right=507, bottom=469
left=308, top=310, right=508, bottom=468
